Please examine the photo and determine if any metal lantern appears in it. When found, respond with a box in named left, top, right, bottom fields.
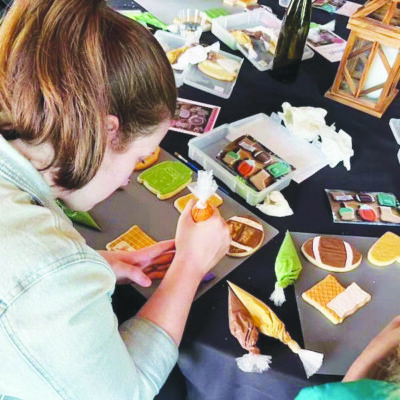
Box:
left=326, top=0, right=400, bottom=117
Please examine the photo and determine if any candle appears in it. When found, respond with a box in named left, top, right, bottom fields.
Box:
left=363, top=44, right=398, bottom=99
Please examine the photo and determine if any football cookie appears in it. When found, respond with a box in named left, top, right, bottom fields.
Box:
left=133, top=147, right=161, bottom=171
left=227, top=215, right=265, bottom=257
left=301, top=236, right=362, bottom=272
left=137, top=161, right=192, bottom=200
left=367, top=231, right=400, bottom=267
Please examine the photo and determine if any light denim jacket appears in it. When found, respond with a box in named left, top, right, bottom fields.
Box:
left=0, top=135, right=178, bottom=400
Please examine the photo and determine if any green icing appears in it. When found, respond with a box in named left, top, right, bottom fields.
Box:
left=339, top=207, right=354, bottom=215
left=267, top=162, right=291, bottom=178
left=227, top=151, right=240, bottom=160
left=275, top=231, right=303, bottom=289
left=138, top=161, right=192, bottom=195
left=377, top=192, right=397, bottom=207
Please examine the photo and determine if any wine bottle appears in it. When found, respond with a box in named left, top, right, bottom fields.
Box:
left=271, top=0, right=312, bottom=82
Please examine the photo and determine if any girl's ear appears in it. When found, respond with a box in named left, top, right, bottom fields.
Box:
left=105, top=115, right=120, bottom=146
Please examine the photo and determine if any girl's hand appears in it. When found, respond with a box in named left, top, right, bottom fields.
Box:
left=98, top=240, right=175, bottom=286
left=343, top=315, right=400, bottom=382
left=173, top=199, right=230, bottom=279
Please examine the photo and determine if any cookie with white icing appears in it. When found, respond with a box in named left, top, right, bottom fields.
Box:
left=301, top=236, right=362, bottom=272
left=227, top=215, right=265, bottom=257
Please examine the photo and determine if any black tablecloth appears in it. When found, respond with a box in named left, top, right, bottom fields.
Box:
left=108, top=1, right=400, bottom=399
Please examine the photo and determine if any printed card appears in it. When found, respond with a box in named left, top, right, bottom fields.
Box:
left=307, top=29, right=346, bottom=62
left=312, top=0, right=361, bottom=16
left=170, top=98, right=221, bottom=136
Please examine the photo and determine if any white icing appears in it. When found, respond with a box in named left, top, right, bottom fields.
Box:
left=327, top=283, right=371, bottom=318
left=312, top=236, right=322, bottom=264
left=229, top=216, right=263, bottom=231
left=230, top=241, right=254, bottom=252
left=343, top=241, right=353, bottom=268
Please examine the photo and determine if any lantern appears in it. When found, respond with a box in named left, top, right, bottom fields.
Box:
left=325, top=0, right=400, bottom=117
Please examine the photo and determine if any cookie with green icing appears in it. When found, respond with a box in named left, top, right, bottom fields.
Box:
left=137, top=161, right=192, bottom=200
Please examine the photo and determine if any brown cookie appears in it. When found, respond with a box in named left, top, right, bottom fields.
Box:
left=227, top=215, right=265, bottom=257
left=301, top=236, right=362, bottom=272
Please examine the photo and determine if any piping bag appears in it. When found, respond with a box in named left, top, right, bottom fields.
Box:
left=188, top=170, right=218, bottom=222
left=228, top=287, right=272, bottom=373
left=270, top=231, right=303, bottom=306
left=228, top=281, right=323, bottom=378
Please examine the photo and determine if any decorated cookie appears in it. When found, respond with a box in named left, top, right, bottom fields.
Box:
left=266, top=162, right=291, bottom=179
left=355, top=192, right=375, bottom=203
left=227, top=215, right=265, bottom=257
left=302, top=275, right=346, bottom=324
left=302, top=275, right=370, bottom=325
left=223, top=151, right=241, bottom=166
left=339, top=207, right=355, bottom=221
left=253, top=150, right=272, bottom=165
left=137, top=161, right=192, bottom=200
left=133, top=147, right=161, bottom=171
left=358, top=204, right=378, bottom=222
left=237, top=148, right=252, bottom=160
left=249, top=169, right=273, bottom=191
left=238, top=137, right=257, bottom=152
left=301, top=236, right=362, bottom=272
left=377, top=193, right=397, bottom=208
left=106, top=225, right=157, bottom=251
left=379, top=206, right=400, bottom=224
left=174, top=192, right=223, bottom=213
left=237, top=160, right=257, bottom=178
left=367, top=232, right=400, bottom=267
left=330, top=191, right=354, bottom=202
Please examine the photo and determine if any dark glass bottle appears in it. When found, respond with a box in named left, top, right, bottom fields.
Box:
left=271, top=0, right=312, bottom=82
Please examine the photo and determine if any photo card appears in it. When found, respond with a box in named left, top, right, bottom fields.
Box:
left=170, top=97, right=221, bottom=136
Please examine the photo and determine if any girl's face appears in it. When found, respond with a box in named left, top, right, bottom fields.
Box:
left=59, top=119, right=170, bottom=211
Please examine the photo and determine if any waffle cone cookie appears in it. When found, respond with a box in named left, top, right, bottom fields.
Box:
left=301, top=236, right=362, bottom=272
left=367, top=232, right=400, bottom=267
left=227, top=215, right=265, bottom=257
left=302, top=275, right=345, bottom=324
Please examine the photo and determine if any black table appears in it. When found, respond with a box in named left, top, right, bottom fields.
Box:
left=107, top=1, right=400, bottom=399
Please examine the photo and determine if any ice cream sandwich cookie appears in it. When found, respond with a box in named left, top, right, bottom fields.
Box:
left=106, top=225, right=157, bottom=251
left=227, top=215, right=265, bottom=257
left=301, top=236, right=362, bottom=272
left=137, top=161, right=192, bottom=200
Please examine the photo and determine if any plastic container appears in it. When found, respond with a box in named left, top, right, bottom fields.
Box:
left=154, top=30, right=186, bottom=87
left=212, top=8, right=314, bottom=71
left=183, top=49, right=243, bottom=99
left=188, top=113, right=327, bottom=206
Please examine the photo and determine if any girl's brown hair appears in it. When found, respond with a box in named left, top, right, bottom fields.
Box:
left=0, top=0, right=176, bottom=190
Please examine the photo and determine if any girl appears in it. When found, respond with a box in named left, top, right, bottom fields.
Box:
left=0, top=1, right=230, bottom=399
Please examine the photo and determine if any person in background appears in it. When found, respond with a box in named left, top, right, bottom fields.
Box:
left=0, top=1, right=230, bottom=399
left=296, top=315, right=400, bottom=399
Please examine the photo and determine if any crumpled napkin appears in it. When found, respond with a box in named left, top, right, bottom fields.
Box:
left=256, top=191, right=293, bottom=217
left=173, top=42, right=220, bottom=71
left=278, top=102, right=354, bottom=171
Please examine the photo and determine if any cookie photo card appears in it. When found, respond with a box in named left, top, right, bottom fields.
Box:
left=325, top=189, right=400, bottom=226
left=170, top=97, right=220, bottom=136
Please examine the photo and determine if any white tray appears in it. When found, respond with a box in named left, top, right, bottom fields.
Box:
left=154, top=30, right=186, bottom=87
left=212, top=8, right=314, bottom=71
left=188, top=113, right=327, bottom=206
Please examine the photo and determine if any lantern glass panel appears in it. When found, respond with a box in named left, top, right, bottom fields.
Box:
left=339, top=38, right=373, bottom=94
